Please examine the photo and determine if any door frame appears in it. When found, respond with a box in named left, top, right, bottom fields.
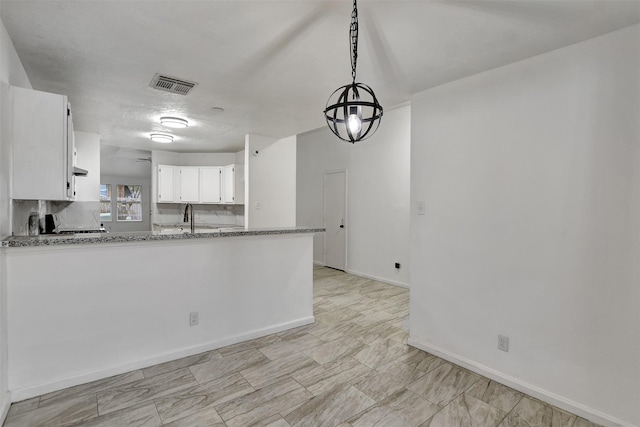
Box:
left=323, top=169, right=348, bottom=270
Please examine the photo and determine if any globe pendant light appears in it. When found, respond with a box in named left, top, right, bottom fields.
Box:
left=324, top=0, right=383, bottom=143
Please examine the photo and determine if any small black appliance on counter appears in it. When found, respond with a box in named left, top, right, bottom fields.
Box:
left=42, top=214, right=60, bottom=234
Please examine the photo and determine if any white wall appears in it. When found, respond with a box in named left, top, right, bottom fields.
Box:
left=297, top=104, right=411, bottom=287
left=100, top=146, right=151, bottom=179
left=409, top=25, right=639, bottom=427
left=245, top=134, right=297, bottom=228
left=0, top=17, right=32, bottom=421
left=6, top=234, right=314, bottom=399
left=74, top=131, right=100, bottom=202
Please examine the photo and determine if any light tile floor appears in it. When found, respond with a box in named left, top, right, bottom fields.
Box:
left=4, top=266, right=601, bottom=427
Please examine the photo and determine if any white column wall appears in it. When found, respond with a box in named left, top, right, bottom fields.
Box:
left=0, top=17, right=32, bottom=421
left=6, top=234, right=314, bottom=400
left=409, top=25, right=639, bottom=426
left=245, top=134, right=297, bottom=228
left=297, top=104, right=411, bottom=287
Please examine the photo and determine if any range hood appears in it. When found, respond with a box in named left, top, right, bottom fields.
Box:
left=73, top=166, right=88, bottom=176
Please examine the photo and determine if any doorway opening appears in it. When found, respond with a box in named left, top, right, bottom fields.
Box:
left=324, top=170, right=347, bottom=271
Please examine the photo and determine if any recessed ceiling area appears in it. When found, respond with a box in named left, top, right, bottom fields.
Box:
left=1, top=1, right=638, bottom=153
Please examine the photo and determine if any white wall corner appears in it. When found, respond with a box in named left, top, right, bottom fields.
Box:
left=245, top=133, right=297, bottom=228
left=409, top=25, right=640, bottom=426
left=0, top=390, right=10, bottom=424
left=407, top=337, right=635, bottom=427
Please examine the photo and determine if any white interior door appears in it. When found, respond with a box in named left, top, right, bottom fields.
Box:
left=325, top=171, right=346, bottom=271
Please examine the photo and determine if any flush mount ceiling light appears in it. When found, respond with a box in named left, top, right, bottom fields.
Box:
left=150, top=133, right=173, bottom=144
left=324, top=0, right=383, bottom=143
left=160, top=116, right=188, bottom=128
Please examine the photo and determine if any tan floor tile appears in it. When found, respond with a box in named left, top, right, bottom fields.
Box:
left=303, top=336, right=366, bottom=365
left=424, top=394, right=506, bottom=427
left=39, top=370, right=145, bottom=408
left=4, top=393, right=98, bottom=427
left=406, top=362, right=481, bottom=407
left=353, top=360, right=426, bottom=402
left=262, top=414, right=293, bottom=426
left=465, top=378, right=523, bottom=413
left=572, top=417, right=603, bottom=427
left=284, top=384, right=375, bottom=427
left=498, top=396, right=577, bottom=427
left=189, top=348, right=269, bottom=384
left=162, top=407, right=225, bottom=427
left=397, top=348, right=446, bottom=373
left=354, top=338, right=411, bottom=369
left=292, top=357, right=372, bottom=396
left=142, top=350, right=220, bottom=378
left=97, top=368, right=197, bottom=415
left=348, top=388, right=439, bottom=427
left=216, top=378, right=313, bottom=427
left=240, top=352, right=319, bottom=389
left=258, top=333, right=323, bottom=360
left=153, top=372, right=251, bottom=424
left=6, top=396, right=40, bottom=417
left=69, top=402, right=161, bottom=427
left=217, top=335, right=283, bottom=357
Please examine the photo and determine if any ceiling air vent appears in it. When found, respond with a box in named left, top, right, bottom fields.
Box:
left=149, top=73, right=197, bottom=95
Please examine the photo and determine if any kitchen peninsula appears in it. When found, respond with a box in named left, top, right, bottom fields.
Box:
left=1, top=226, right=324, bottom=401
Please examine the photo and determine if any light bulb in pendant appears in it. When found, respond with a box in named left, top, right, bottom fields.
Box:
left=347, top=107, right=362, bottom=134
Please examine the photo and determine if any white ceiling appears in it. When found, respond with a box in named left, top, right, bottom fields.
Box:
left=1, top=1, right=639, bottom=153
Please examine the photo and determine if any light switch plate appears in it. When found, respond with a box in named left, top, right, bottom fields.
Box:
left=417, top=201, right=426, bottom=215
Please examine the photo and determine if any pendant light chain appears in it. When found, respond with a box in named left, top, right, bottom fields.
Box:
left=323, top=0, right=383, bottom=143
left=350, top=0, right=358, bottom=83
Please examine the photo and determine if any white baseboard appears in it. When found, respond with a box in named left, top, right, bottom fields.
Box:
left=0, top=391, right=11, bottom=425
left=407, top=337, right=632, bottom=427
left=11, top=316, right=315, bottom=402
left=346, top=268, right=410, bottom=289
left=313, top=262, right=410, bottom=289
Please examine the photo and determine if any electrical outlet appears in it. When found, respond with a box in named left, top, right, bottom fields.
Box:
left=498, top=334, right=509, bottom=352
left=189, top=312, right=199, bottom=326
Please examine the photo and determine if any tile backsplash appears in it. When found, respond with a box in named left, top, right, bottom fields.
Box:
left=12, top=200, right=101, bottom=235
left=154, top=203, right=244, bottom=227
left=12, top=200, right=45, bottom=236
left=48, top=200, right=102, bottom=228
left=11, top=200, right=243, bottom=236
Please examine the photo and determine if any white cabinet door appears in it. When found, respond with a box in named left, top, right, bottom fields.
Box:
left=221, top=164, right=244, bottom=204
left=11, top=86, right=73, bottom=201
left=179, top=167, right=200, bottom=202
left=222, top=165, right=236, bottom=204
left=157, top=165, right=176, bottom=202
left=200, top=167, right=222, bottom=203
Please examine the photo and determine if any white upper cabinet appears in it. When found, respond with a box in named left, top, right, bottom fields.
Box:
left=11, top=86, right=75, bottom=201
left=223, top=164, right=244, bottom=204
left=157, top=165, right=176, bottom=202
left=179, top=167, right=200, bottom=202
left=155, top=163, right=243, bottom=205
left=199, top=167, right=222, bottom=203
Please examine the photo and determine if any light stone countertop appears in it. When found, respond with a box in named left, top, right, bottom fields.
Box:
left=1, top=226, right=325, bottom=248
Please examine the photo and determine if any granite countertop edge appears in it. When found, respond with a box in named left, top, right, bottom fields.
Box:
left=1, top=227, right=326, bottom=248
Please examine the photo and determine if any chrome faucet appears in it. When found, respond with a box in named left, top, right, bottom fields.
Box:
left=183, top=203, right=195, bottom=233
